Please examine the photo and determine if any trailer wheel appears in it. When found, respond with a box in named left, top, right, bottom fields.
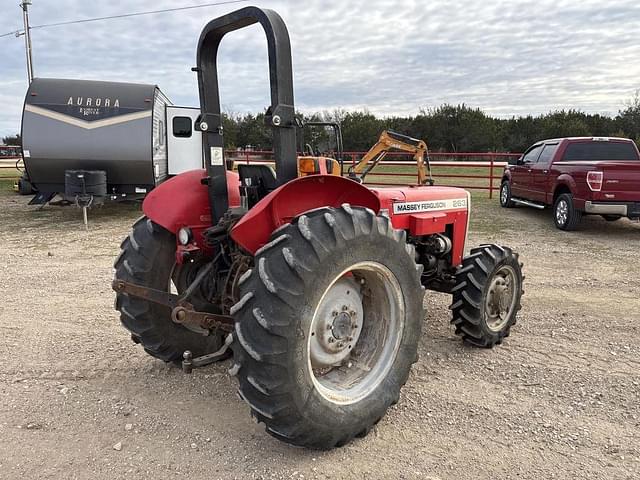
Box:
left=450, top=244, right=523, bottom=348
left=114, top=217, right=224, bottom=362
left=231, top=205, right=424, bottom=449
left=18, top=175, right=34, bottom=195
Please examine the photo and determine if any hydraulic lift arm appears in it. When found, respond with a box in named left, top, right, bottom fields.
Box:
left=348, top=130, right=434, bottom=185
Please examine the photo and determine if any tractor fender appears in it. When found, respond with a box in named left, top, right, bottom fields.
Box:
left=231, top=175, right=381, bottom=254
left=143, top=169, right=241, bottom=234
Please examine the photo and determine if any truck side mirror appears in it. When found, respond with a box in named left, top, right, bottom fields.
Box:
left=515, top=156, right=525, bottom=166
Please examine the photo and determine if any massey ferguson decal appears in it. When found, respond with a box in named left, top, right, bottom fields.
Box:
left=393, top=197, right=468, bottom=214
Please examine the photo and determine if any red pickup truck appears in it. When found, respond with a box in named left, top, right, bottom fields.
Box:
left=500, top=137, right=640, bottom=230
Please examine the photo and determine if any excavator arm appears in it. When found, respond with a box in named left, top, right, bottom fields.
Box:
left=348, top=130, right=434, bottom=185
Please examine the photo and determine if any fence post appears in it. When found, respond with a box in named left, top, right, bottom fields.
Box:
left=245, top=150, right=249, bottom=165
left=489, top=155, right=495, bottom=199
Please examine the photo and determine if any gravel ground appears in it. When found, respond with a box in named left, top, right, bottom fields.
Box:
left=0, top=186, right=638, bottom=480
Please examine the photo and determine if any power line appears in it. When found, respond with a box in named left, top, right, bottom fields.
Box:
left=0, top=0, right=249, bottom=38
left=0, top=30, right=20, bottom=38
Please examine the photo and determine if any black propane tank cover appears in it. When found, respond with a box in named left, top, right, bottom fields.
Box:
left=65, top=170, right=107, bottom=198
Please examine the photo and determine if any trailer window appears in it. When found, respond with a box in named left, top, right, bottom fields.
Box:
left=173, top=116, right=193, bottom=138
left=158, top=120, right=165, bottom=145
left=562, top=142, right=639, bottom=161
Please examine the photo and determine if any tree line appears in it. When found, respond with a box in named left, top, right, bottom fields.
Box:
left=222, top=92, right=640, bottom=153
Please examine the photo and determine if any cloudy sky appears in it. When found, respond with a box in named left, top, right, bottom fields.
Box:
left=1, top=0, right=639, bottom=137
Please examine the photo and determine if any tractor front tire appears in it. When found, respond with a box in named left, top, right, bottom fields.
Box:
left=231, top=205, right=425, bottom=449
left=450, top=244, right=523, bottom=347
left=114, top=217, right=224, bottom=363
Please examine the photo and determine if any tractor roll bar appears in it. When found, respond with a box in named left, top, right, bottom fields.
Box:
left=195, top=6, right=297, bottom=223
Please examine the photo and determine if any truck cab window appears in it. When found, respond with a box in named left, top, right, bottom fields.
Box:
left=563, top=141, right=639, bottom=161
left=537, top=144, right=558, bottom=165
left=522, top=145, right=542, bottom=164
left=173, top=116, right=193, bottom=138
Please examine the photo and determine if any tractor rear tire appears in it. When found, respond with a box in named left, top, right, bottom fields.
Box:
left=114, top=216, right=224, bottom=362
left=231, top=205, right=424, bottom=449
left=450, top=244, right=523, bottom=348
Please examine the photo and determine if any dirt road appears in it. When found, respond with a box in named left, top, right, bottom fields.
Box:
left=0, top=188, right=638, bottom=479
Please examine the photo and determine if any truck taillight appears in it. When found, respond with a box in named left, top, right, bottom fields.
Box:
left=586, top=171, right=603, bottom=192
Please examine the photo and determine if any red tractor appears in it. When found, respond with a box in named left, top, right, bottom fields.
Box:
left=113, top=7, right=524, bottom=449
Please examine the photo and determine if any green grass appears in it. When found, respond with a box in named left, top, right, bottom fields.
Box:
left=0, top=167, right=20, bottom=195
left=0, top=168, right=21, bottom=179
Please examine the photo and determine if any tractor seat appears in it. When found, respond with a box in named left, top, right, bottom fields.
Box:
left=237, top=164, right=278, bottom=191
left=237, top=164, right=278, bottom=206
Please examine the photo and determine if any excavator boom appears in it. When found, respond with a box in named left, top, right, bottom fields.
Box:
left=349, top=130, right=434, bottom=185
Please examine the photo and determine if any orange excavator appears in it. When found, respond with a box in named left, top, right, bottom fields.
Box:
left=348, top=130, right=435, bottom=185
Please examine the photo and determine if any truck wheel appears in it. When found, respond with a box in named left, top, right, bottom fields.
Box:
left=601, top=215, right=621, bottom=222
left=114, top=216, right=224, bottom=362
left=553, top=193, right=581, bottom=230
left=231, top=205, right=424, bottom=449
left=500, top=181, right=515, bottom=208
left=450, top=244, right=523, bottom=348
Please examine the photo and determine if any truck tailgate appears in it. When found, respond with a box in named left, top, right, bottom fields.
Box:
left=599, top=162, right=640, bottom=202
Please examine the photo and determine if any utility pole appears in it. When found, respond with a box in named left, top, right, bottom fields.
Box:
left=20, top=0, right=34, bottom=83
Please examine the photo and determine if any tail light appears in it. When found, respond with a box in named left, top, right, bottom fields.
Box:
left=586, top=171, right=603, bottom=192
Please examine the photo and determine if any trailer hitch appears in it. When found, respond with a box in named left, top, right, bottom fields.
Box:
left=181, top=334, right=234, bottom=374
left=112, top=279, right=234, bottom=334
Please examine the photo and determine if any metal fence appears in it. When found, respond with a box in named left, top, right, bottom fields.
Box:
left=1, top=147, right=522, bottom=199
left=0, top=158, right=22, bottom=178
left=0, top=146, right=23, bottom=179
left=227, top=150, right=521, bottom=199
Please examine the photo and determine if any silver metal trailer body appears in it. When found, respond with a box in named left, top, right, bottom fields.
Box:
left=21, top=78, right=203, bottom=198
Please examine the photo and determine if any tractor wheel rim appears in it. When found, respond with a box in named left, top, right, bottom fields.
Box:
left=485, top=265, right=518, bottom=332
left=501, top=185, right=508, bottom=204
left=556, top=200, right=568, bottom=225
left=308, top=261, right=404, bottom=405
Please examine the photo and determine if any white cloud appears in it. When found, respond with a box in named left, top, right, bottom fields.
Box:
left=0, top=0, right=639, bottom=137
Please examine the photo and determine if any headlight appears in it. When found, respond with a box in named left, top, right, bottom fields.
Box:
left=178, top=227, right=192, bottom=245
